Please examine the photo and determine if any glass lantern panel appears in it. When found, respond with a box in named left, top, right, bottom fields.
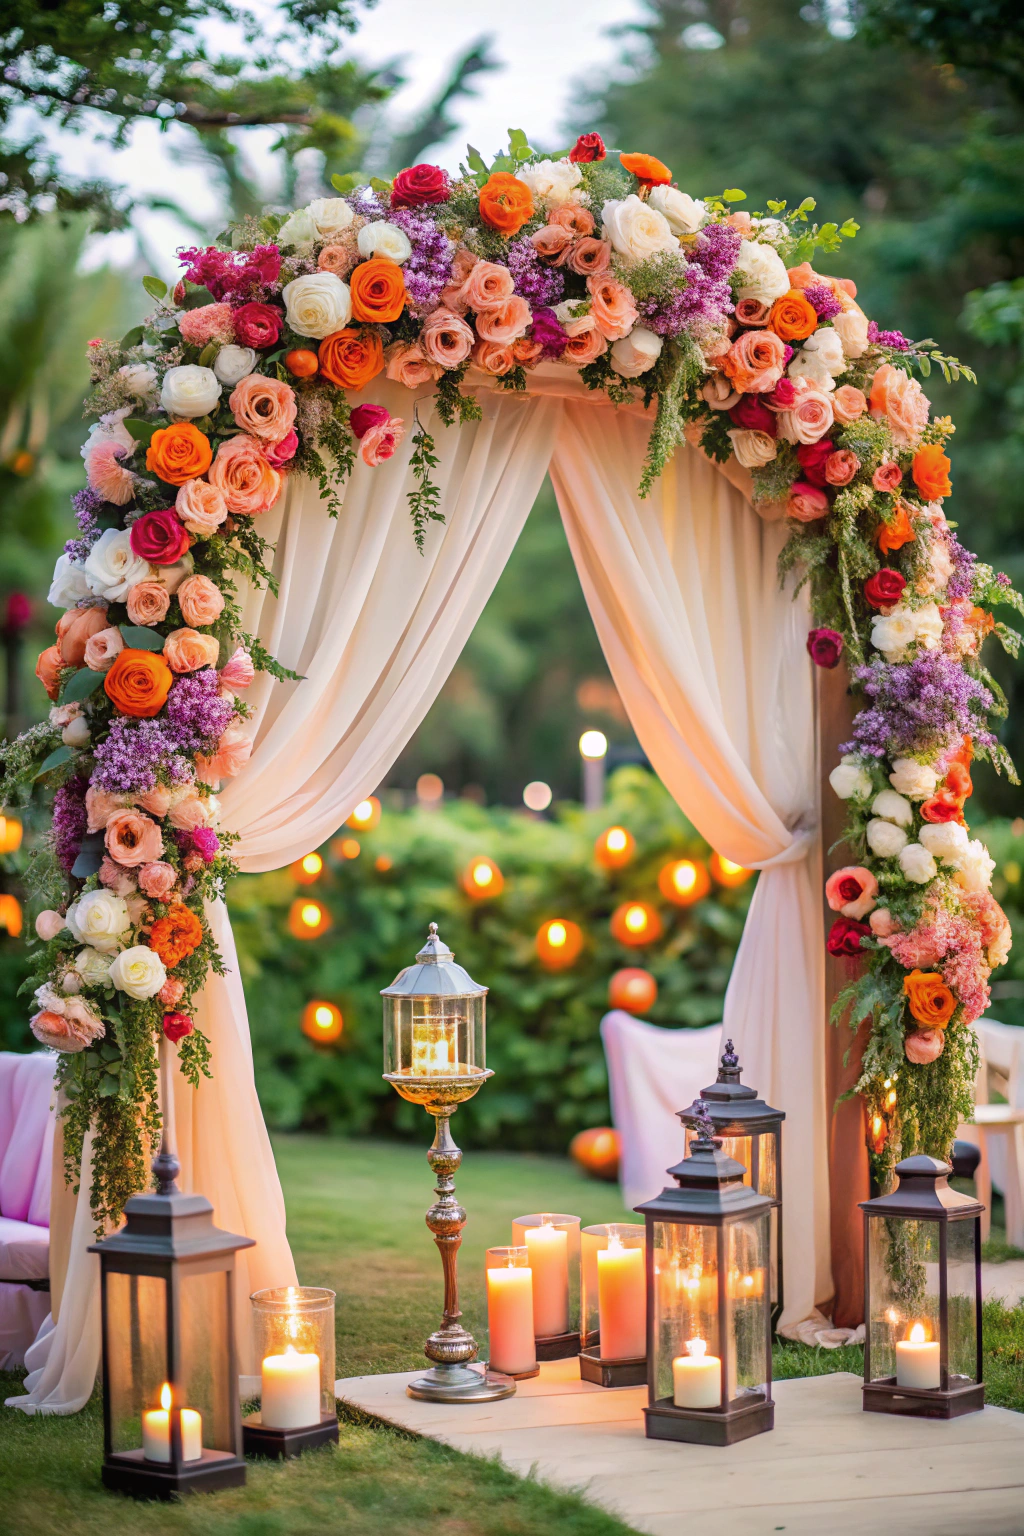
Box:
left=683, top=1129, right=777, bottom=1200
left=178, top=1267, right=233, bottom=1452
left=251, top=1286, right=336, bottom=1418
left=106, top=1271, right=168, bottom=1455
left=383, top=994, right=485, bottom=1078
left=866, top=1216, right=941, bottom=1385
left=947, top=1217, right=979, bottom=1387
left=726, top=1215, right=769, bottom=1404
left=651, top=1220, right=719, bottom=1408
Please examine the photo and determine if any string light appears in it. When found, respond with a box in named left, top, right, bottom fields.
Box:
left=658, top=858, right=711, bottom=906
left=288, top=898, right=331, bottom=939
left=0, top=894, right=22, bottom=936
left=594, top=825, right=635, bottom=869
left=610, top=900, right=663, bottom=947
left=710, top=852, right=753, bottom=888
left=346, top=796, right=381, bottom=831
left=579, top=731, right=608, bottom=760
left=462, top=856, right=504, bottom=900
left=523, top=781, right=553, bottom=812
left=301, top=1000, right=343, bottom=1043
left=291, top=851, right=323, bottom=884
left=0, top=815, right=23, bottom=854
left=536, top=918, right=583, bottom=969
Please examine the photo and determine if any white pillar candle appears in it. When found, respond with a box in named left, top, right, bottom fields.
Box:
left=597, top=1242, right=646, bottom=1361
left=672, top=1338, right=721, bottom=1409
left=261, top=1345, right=321, bottom=1428
left=487, top=1264, right=537, bottom=1376
left=895, top=1323, right=940, bottom=1390
left=524, top=1223, right=569, bottom=1337
left=142, top=1384, right=202, bottom=1462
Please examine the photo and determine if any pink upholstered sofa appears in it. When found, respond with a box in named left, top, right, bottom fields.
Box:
left=0, top=1051, right=55, bottom=1367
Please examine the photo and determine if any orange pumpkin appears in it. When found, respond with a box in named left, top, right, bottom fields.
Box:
left=570, top=1127, right=621, bottom=1182
left=608, top=967, right=658, bottom=1015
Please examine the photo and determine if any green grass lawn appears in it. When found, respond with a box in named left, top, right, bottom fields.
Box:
left=2, top=1133, right=1022, bottom=1536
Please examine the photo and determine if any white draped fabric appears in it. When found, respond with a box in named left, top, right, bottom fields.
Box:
left=9, top=363, right=830, bottom=1412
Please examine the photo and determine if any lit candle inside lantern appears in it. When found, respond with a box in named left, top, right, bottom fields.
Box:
left=672, top=1338, right=721, bottom=1409
left=486, top=1262, right=537, bottom=1376
left=261, top=1344, right=321, bottom=1428
left=597, top=1238, right=645, bottom=1361
left=524, top=1221, right=569, bottom=1337
left=895, top=1322, right=940, bottom=1390
left=142, top=1382, right=202, bottom=1463
left=410, top=1015, right=457, bottom=1075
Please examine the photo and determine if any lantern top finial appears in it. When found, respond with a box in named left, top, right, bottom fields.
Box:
left=690, top=1097, right=719, bottom=1150
left=719, top=1038, right=740, bottom=1081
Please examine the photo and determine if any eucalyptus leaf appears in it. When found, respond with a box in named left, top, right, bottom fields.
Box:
left=34, top=744, right=73, bottom=779
left=142, top=275, right=167, bottom=300
left=62, top=667, right=106, bottom=704
left=119, top=625, right=166, bottom=653
left=119, top=326, right=144, bottom=349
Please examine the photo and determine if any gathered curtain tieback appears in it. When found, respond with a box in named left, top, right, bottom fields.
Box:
left=744, top=821, right=817, bottom=872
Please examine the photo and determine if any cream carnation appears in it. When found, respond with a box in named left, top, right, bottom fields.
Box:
left=601, top=196, right=678, bottom=263
left=919, top=822, right=970, bottom=862
left=829, top=757, right=872, bottom=800
left=955, top=839, right=995, bottom=893
left=160, top=365, right=222, bottom=419
left=117, top=361, right=159, bottom=399
left=65, top=889, right=131, bottom=953
left=889, top=759, right=939, bottom=799
left=356, top=221, right=413, bottom=264
left=84, top=528, right=153, bottom=603
left=832, top=308, right=869, bottom=359
left=610, top=326, right=663, bottom=378
left=898, top=842, right=938, bottom=884
left=76, top=946, right=116, bottom=986
left=307, top=196, right=355, bottom=239
left=866, top=818, right=909, bottom=858
left=871, top=607, right=918, bottom=660
left=109, top=945, right=167, bottom=1000
left=793, top=327, right=846, bottom=380
left=647, top=186, right=705, bottom=235
left=733, top=240, right=790, bottom=304
left=517, top=158, right=583, bottom=209
left=871, top=789, right=913, bottom=826
left=282, top=272, right=352, bottom=339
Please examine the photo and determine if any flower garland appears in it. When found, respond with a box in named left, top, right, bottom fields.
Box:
left=2, top=128, right=1017, bottom=1227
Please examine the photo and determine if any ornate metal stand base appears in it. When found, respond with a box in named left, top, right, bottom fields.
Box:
left=242, top=1412, right=339, bottom=1458
left=407, top=1362, right=516, bottom=1402
left=535, top=1330, right=580, bottom=1361
left=863, top=1379, right=985, bottom=1419
left=578, top=1346, right=647, bottom=1388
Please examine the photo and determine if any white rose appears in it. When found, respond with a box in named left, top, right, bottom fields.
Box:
left=727, top=429, right=777, bottom=468
left=213, top=346, right=258, bottom=386
left=733, top=239, right=790, bottom=304
left=601, top=195, right=679, bottom=263
left=647, top=186, right=706, bottom=235
left=919, top=821, right=970, bottom=863
left=913, top=603, right=944, bottom=650
left=889, top=759, right=939, bottom=799
left=871, top=789, right=913, bottom=827
left=84, top=528, right=153, bottom=603
left=153, top=553, right=194, bottom=594
left=62, top=715, right=91, bottom=748
left=307, top=196, right=355, bottom=239
left=160, top=364, right=222, bottom=420
left=797, top=327, right=846, bottom=377
left=277, top=207, right=317, bottom=253
left=80, top=408, right=134, bottom=466
left=871, top=608, right=917, bottom=659
left=899, top=842, right=938, bottom=884
left=282, top=272, right=352, bottom=339
left=356, top=220, right=413, bottom=265
left=787, top=349, right=836, bottom=392
left=918, top=540, right=954, bottom=598
left=955, top=839, right=995, bottom=894
left=117, top=362, right=159, bottom=399
left=66, top=890, right=132, bottom=954
left=553, top=298, right=586, bottom=323
left=75, top=946, right=116, bottom=987
left=832, top=308, right=869, bottom=359
left=48, top=553, right=92, bottom=608
left=516, top=157, right=584, bottom=209
left=866, top=818, right=909, bottom=858
left=610, top=327, right=663, bottom=378
left=109, top=945, right=167, bottom=1000
left=829, top=756, right=872, bottom=800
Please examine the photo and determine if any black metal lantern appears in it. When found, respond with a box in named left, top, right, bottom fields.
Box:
left=679, top=1038, right=785, bottom=1323
left=635, top=1101, right=774, bottom=1446
left=88, top=1091, right=255, bottom=1498
left=861, top=1155, right=983, bottom=1419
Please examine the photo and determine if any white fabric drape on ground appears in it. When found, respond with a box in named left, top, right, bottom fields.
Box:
left=549, top=396, right=832, bottom=1333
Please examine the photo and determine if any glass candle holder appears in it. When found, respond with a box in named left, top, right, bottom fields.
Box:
left=244, top=1286, right=338, bottom=1457
left=581, top=1224, right=646, bottom=1361
left=511, top=1213, right=581, bottom=1357
left=485, top=1247, right=538, bottom=1379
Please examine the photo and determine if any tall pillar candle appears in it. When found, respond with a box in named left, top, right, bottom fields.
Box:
left=487, top=1263, right=536, bottom=1375
left=524, top=1223, right=569, bottom=1337
left=597, top=1241, right=646, bottom=1360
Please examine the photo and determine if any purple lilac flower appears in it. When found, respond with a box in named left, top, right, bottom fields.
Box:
left=53, top=775, right=88, bottom=873
left=689, top=222, right=742, bottom=283
left=640, top=266, right=734, bottom=337
left=506, top=238, right=565, bottom=307
left=842, top=653, right=996, bottom=759
left=387, top=208, right=454, bottom=317
left=997, top=571, right=1012, bottom=588
left=805, top=284, right=843, bottom=321
left=65, top=487, right=104, bottom=562
left=164, top=670, right=235, bottom=755
left=867, top=320, right=910, bottom=351
left=92, top=717, right=194, bottom=795
left=530, top=307, right=569, bottom=358
left=946, top=532, right=977, bottom=601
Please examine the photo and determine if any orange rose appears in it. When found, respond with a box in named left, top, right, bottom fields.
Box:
left=478, top=172, right=534, bottom=236
left=56, top=604, right=109, bottom=667
left=318, top=328, right=385, bottom=391
left=876, top=501, right=916, bottom=555
left=768, top=289, right=818, bottom=343
left=349, top=259, right=407, bottom=323
left=619, top=152, right=672, bottom=186
left=903, top=969, right=956, bottom=1030
left=149, top=904, right=204, bottom=968
left=36, top=644, right=62, bottom=700
left=912, top=443, right=952, bottom=501
left=103, top=647, right=173, bottom=718
left=146, top=422, right=213, bottom=486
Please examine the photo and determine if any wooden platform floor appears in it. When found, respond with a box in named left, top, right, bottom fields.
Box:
left=336, top=1359, right=1024, bottom=1536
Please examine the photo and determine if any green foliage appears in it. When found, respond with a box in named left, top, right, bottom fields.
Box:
left=407, top=414, right=443, bottom=552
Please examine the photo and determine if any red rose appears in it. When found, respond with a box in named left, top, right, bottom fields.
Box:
left=806, top=627, right=843, bottom=669
left=796, top=439, right=835, bottom=488
left=232, top=301, right=282, bottom=349
left=349, top=403, right=391, bottom=439
left=864, top=569, right=907, bottom=609
left=390, top=164, right=449, bottom=208
left=129, top=509, right=190, bottom=566
left=827, top=917, right=871, bottom=958
left=920, top=792, right=964, bottom=824
left=569, top=132, right=606, bottom=164
left=728, top=395, right=777, bottom=435
left=162, top=1011, right=194, bottom=1043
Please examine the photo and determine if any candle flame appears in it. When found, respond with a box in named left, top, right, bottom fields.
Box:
left=159, top=1382, right=171, bottom=1411
left=686, top=1338, right=706, bottom=1359
left=908, top=1322, right=927, bottom=1345
left=607, top=1234, right=624, bottom=1253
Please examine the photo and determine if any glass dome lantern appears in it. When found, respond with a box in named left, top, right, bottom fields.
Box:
left=382, top=922, right=490, bottom=1109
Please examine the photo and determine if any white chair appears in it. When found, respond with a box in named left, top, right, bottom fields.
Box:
left=0, top=1051, right=56, bottom=1367
left=961, top=1019, right=1024, bottom=1248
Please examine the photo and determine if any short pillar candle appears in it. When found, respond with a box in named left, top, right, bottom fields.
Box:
left=142, top=1385, right=202, bottom=1463
left=486, top=1247, right=537, bottom=1376
left=261, top=1347, right=321, bottom=1429
left=672, top=1339, right=722, bottom=1409
left=895, top=1324, right=941, bottom=1391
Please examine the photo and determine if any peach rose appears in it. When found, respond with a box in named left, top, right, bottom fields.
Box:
left=530, top=224, right=573, bottom=265
left=208, top=435, right=281, bottom=516
left=567, top=237, right=612, bottom=277
left=35, top=645, right=62, bottom=700
left=471, top=339, right=517, bottom=376
left=786, top=261, right=818, bottom=290
left=359, top=417, right=405, bottom=467
left=197, top=723, right=253, bottom=780
left=105, top=808, right=164, bottom=866
left=777, top=386, right=835, bottom=445
left=421, top=308, right=475, bottom=369
left=317, top=239, right=359, bottom=278
left=904, top=1029, right=945, bottom=1065
left=587, top=275, right=639, bottom=341
left=721, top=328, right=786, bottom=393
left=832, top=385, right=867, bottom=425
left=701, top=375, right=740, bottom=411
left=560, top=315, right=609, bottom=366
left=551, top=204, right=595, bottom=236
left=384, top=340, right=442, bottom=388
left=869, top=363, right=930, bottom=447
left=462, top=260, right=515, bottom=311
left=438, top=247, right=478, bottom=313
left=474, top=296, right=531, bottom=344
left=873, top=460, right=903, bottom=494
left=177, top=574, right=225, bottom=628
left=175, top=478, right=229, bottom=537
left=734, top=298, right=771, bottom=327
left=138, top=861, right=178, bottom=899
left=56, top=604, right=111, bottom=668
left=158, top=976, right=185, bottom=1007
left=125, top=581, right=171, bottom=626
left=787, top=481, right=829, bottom=522
left=86, top=786, right=125, bottom=832
left=512, top=336, right=545, bottom=368
left=228, top=374, right=297, bottom=444
left=825, top=449, right=861, bottom=486
left=83, top=625, right=124, bottom=673
left=99, top=854, right=136, bottom=895
left=137, top=783, right=175, bottom=816
left=169, top=795, right=216, bottom=831
left=163, top=628, right=220, bottom=673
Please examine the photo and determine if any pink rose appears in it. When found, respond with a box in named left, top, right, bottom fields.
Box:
left=551, top=204, right=595, bottom=236
left=471, top=339, right=517, bottom=376
left=179, top=303, right=235, bottom=346
left=872, top=460, right=903, bottom=494
left=99, top=855, right=136, bottom=895
left=721, top=328, right=787, bottom=394
left=462, top=261, right=515, bottom=312
left=35, top=909, right=66, bottom=941
left=169, top=796, right=216, bottom=831
left=560, top=315, right=608, bottom=366
left=177, top=574, right=225, bottom=628
left=825, top=865, right=878, bottom=921
left=734, top=298, right=771, bottom=327
left=219, top=646, right=255, bottom=693
left=86, top=786, right=125, bottom=833
left=125, top=581, right=171, bottom=626
left=317, top=239, right=359, bottom=279
left=231, top=301, right=282, bottom=350
left=869, top=363, right=930, bottom=447
left=163, top=628, right=220, bottom=673
left=825, top=449, right=861, bottom=486
left=869, top=908, right=898, bottom=938
left=777, top=387, right=835, bottom=446
left=359, top=417, right=406, bottom=467
left=384, top=340, right=442, bottom=388
left=83, top=626, right=124, bottom=673
left=197, top=722, right=253, bottom=780
left=158, top=977, right=185, bottom=1009
left=530, top=225, right=573, bottom=265
left=787, top=481, right=830, bottom=522
left=130, top=509, right=190, bottom=566
left=587, top=275, right=639, bottom=341
left=474, top=296, right=531, bottom=345
left=228, top=373, right=297, bottom=444
left=566, top=237, right=611, bottom=277
left=421, top=308, right=475, bottom=369
left=350, top=404, right=390, bottom=439
left=86, top=440, right=135, bottom=505
left=105, top=808, right=164, bottom=867
left=264, top=429, right=298, bottom=469
left=438, top=247, right=478, bottom=314
left=832, top=384, right=867, bottom=425
left=137, top=783, right=175, bottom=816
left=138, top=861, right=177, bottom=899
left=175, top=478, right=228, bottom=537
left=905, top=1029, right=945, bottom=1065
left=766, top=377, right=798, bottom=410
left=208, top=435, right=281, bottom=515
